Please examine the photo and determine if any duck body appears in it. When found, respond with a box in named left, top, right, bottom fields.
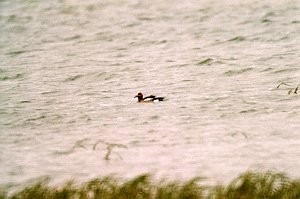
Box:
left=134, top=92, right=164, bottom=102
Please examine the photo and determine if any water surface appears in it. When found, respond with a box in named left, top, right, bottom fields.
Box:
left=1, top=0, right=300, bottom=188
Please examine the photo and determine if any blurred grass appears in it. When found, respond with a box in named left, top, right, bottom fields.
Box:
left=2, top=171, right=300, bottom=199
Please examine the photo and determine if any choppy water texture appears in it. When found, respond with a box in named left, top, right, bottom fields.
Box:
left=0, top=0, right=300, bottom=189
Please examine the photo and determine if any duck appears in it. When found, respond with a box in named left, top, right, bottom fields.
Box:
left=134, top=92, right=164, bottom=102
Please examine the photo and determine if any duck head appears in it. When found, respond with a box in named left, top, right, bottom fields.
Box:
left=134, top=92, right=144, bottom=102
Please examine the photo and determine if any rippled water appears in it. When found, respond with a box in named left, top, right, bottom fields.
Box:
left=1, top=0, right=300, bottom=188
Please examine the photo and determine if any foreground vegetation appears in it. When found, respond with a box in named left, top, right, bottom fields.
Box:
left=1, top=171, right=300, bottom=199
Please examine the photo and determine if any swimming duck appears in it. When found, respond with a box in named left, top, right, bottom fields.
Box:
left=134, top=92, right=164, bottom=102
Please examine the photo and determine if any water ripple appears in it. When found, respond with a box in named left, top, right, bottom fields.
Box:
left=1, top=0, right=300, bottom=188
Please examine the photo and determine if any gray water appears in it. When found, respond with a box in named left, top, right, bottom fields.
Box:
left=1, top=0, right=300, bottom=188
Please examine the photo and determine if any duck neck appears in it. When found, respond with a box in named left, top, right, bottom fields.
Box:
left=137, top=96, right=143, bottom=102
